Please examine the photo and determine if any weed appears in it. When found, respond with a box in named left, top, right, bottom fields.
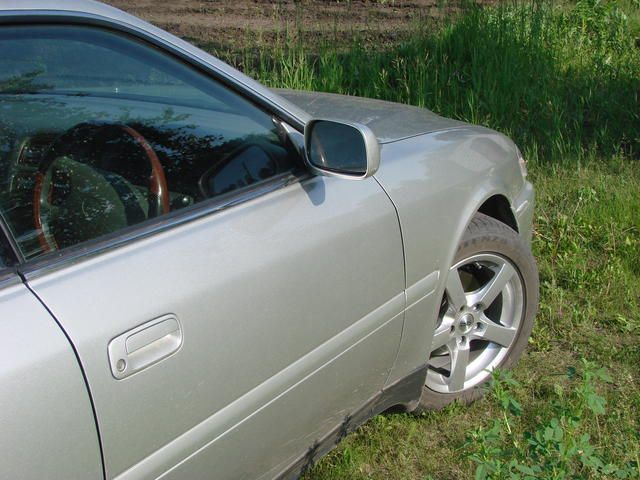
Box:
left=467, top=364, right=637, bottom=479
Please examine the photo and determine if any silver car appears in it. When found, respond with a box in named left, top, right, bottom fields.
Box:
left=0, top=1, right=538, bottom=479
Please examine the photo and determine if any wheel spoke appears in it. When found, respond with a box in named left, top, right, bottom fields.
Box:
left=446, top=268, right=467, bottom=310
left=447, top=341, right=470, bottom=391
left=469, top=261, right=516, bottom=308
left=476, top=314, right=517, bottom=347
left=431, top=318, right=454, bottom=351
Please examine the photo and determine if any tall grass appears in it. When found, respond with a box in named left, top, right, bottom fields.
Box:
left=218, top=0, right=640, bottom=166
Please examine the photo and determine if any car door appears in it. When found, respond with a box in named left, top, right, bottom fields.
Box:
left=0, top=263, right=102, bottom=479
left=0, top=23, right=405, bottom=479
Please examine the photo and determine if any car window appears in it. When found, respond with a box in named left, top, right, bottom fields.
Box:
left=0, top=25, right=298, bottom=260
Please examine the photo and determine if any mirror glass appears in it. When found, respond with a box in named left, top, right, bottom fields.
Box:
left=307, top=121, right=368, bottom=175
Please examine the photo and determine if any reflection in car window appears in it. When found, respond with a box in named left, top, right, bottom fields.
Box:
left=0, top=25, right=297, bottom=260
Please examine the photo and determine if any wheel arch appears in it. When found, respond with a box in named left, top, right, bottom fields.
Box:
left=478, top=194, right=518, bottom=233
left=446, top=185, right=518, bottom=278
left=433, top=185, right=520, bottom=320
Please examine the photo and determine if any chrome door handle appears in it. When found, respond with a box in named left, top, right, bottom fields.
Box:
left=108, top=314, right=183, bottom=380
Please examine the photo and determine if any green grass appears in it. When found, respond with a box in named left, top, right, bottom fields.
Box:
left=205, top=1, right=640, bottom=478
left=218, top=0, right=640, bottom=166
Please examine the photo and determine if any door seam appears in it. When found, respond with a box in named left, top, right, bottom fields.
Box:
left=20, top=274, right=107, bottom=480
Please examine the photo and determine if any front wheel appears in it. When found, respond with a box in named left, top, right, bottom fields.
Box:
left=416, top=213, right=539, bottom=411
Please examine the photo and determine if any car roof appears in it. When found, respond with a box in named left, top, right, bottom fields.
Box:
left=0, top=0, right=138, bottom=24
left=0, top=0, right=173, bottom=50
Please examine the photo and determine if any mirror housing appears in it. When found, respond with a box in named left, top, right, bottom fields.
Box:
left=304, top=119, right=380, bottom=180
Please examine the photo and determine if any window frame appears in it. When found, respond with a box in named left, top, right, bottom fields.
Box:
left=0, top=18, right=312, bottom=278
left=0, top=211, right=21, bottom=279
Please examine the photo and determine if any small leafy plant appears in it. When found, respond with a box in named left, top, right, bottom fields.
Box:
left=466, top=362, right=638, bottom=479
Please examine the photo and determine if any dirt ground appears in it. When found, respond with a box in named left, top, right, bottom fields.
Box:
left=103, top=0, right=489, bottom=51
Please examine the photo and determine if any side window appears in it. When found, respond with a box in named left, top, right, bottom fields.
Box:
left=0, top=25, right=298, bottom=260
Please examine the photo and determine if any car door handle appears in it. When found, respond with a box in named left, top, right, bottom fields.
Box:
left=108, top=314, right=182, bottom=379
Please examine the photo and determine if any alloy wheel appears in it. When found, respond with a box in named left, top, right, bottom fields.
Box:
left=426, top=253, right=525, bottom=394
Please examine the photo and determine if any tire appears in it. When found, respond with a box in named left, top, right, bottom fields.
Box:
left=415, top=213, right=539, bottom=411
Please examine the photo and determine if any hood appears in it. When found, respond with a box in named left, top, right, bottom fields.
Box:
left=274, top=89, right=467, bottom=144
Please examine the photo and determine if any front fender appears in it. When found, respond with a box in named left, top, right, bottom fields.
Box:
left=374, top=126, right=528, bottom=386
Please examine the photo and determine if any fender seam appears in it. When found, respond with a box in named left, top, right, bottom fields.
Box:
left=373, top=176, right=408, bottom=388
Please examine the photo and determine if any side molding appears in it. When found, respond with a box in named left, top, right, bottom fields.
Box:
left=406, top=270, right=439, bottom=308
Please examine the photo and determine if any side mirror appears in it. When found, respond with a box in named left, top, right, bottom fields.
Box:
left=304, top=119, right=380, bottom=179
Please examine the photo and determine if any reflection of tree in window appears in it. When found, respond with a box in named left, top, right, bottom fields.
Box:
left=0, top=25, right=298, bottom=261
left=0, top=69, right=53, bottom=94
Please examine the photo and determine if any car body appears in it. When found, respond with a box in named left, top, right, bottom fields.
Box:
left=0, top=1, right=536, bottom=479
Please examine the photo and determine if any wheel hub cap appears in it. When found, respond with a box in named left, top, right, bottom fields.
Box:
left=457, top=313, right=474, bottom=334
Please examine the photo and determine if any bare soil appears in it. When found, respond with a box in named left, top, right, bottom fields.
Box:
left=103, top=0, right=491, bottom=52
